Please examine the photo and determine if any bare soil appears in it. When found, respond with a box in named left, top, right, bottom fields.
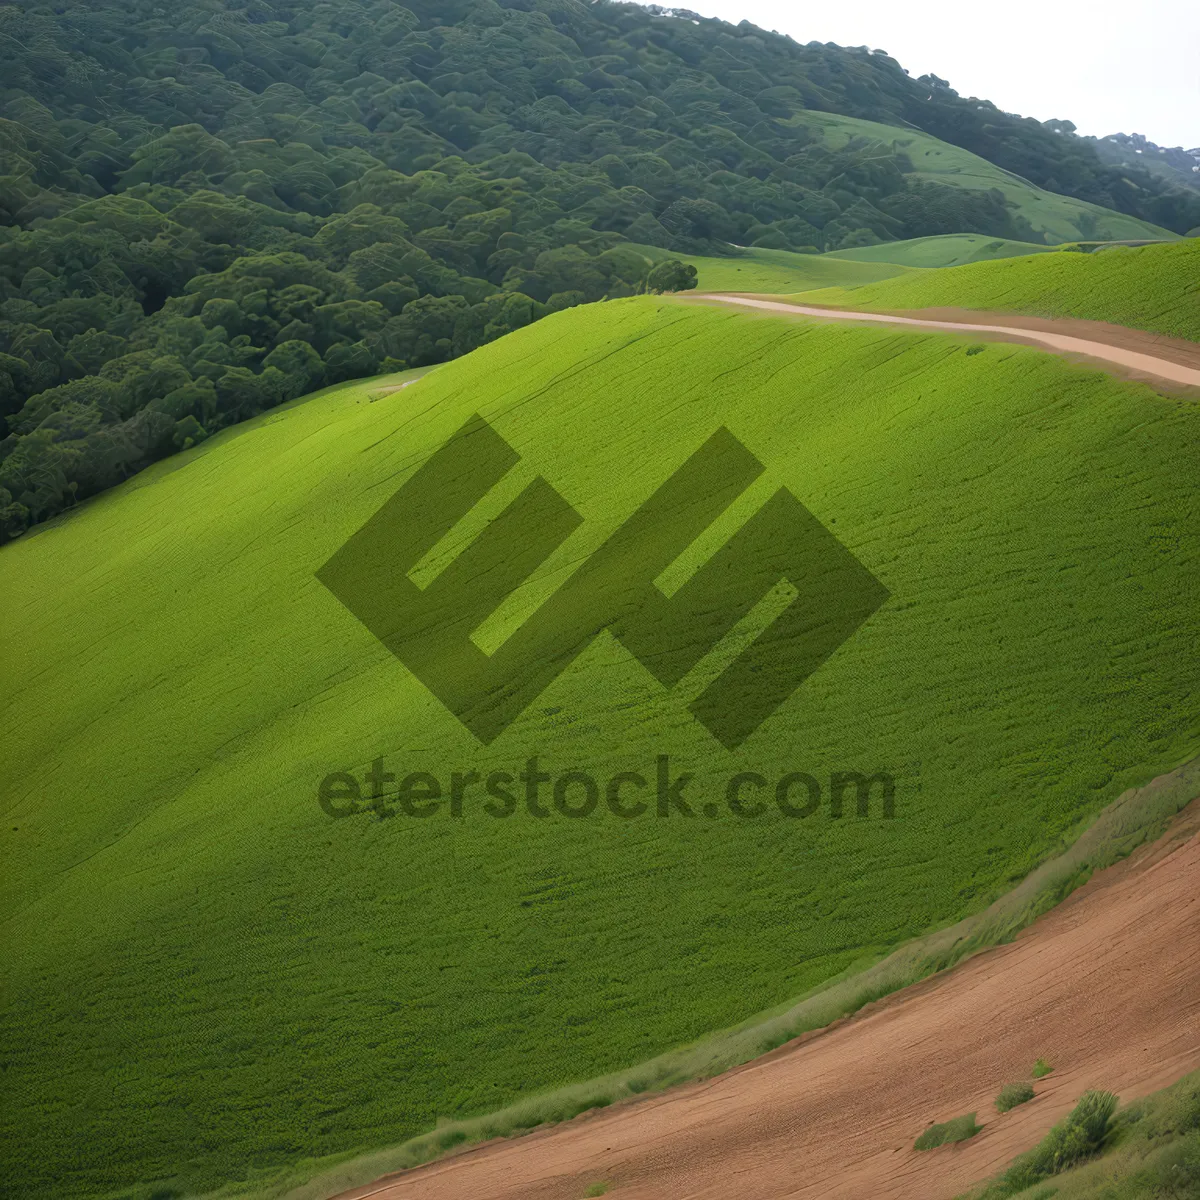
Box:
left=687, top=296, right=1200, bottom=395
left=334, top=804, right=1200, bottom=1200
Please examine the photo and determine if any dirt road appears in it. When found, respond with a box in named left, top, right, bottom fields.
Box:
left=335, top=808, right=1200, bottom=1200
left=691, top=295, right=1200, bottom=392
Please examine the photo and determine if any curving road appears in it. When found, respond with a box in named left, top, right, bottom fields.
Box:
left=693, top=294, right=1200, bottom=391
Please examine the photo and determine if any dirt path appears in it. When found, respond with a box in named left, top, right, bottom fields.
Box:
left=690, top=295, right=1200, bottom=393
left=334, top=807, right=1200, bottom=1200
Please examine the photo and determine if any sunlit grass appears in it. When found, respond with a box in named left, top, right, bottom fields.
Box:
left=788, top=239, right=1200, bottom=340
left=2, top=298, right=1198, bottom=1199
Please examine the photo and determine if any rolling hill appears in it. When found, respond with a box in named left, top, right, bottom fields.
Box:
left=3, top=296, right=1198, bottom=1200
left=824, top=233, right=1059, bottom=268
left=792, top=110, right=1178, bottom=245
left=632, top=242, right=916, bottom=292
left=631, top=235, right=1197, bottom=311
left=4, top=5, right=1200, bottom=1196
left=630, top=232, right=1073, bottom=296
left=786, top=238, right=1200, bottom=341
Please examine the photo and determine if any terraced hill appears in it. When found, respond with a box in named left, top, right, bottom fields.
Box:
left=3, top=297, right=1198, bottom=1200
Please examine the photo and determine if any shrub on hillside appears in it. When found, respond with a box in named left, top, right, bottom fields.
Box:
left=996, top=1082, right=1036, bottom=1112
left=914, top=1112, right=981, bottom=1150
left=646, top=260, right=699, bottom=295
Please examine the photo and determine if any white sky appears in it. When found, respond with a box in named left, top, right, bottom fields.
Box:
left=642, top=0, right=1200, bottom=148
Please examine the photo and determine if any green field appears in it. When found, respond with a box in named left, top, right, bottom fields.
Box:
left=631, top=242, right=914, bottom=292
left=3, top=300, right=1199, bottom=1199
left=825, top=233, right=1058, bottom=268
left=795, top=110, right=1179, bottom=245
left=633, top=233, right=1157, bottom=299
left=791, top=238, right=1200, bottom=340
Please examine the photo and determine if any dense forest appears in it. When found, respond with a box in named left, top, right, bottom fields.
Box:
left=2, top=0, right=1199, bottom=540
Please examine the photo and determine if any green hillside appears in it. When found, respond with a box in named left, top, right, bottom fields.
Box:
left=628, top=234, right=1080, bottom=296
left=3, top=299, right=1198, bottom=1199
left=825, top=233, right=1059, bottom=268
left=629, top=233, right=1184, bottom=300
left=795, top=110, right=1178, bottom=245
left=633, top=243, right=914, bottom=292
left=788, top=239, right=1200, bottom=341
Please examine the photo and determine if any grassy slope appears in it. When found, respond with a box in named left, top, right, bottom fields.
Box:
left=634, top=233, right=1153, bottom=298
left=796, top=111, right=1179, bottom=244
left=964, top=1070, right=1200, bottom=1200
left=280, top=758, right=1200, bottom=1200
left=3, top=302, right=1200, bottom=1199
left=629, top=241, right=914, bottom=291
left=825, top=233, right=1058, bottom=268
left=790, top=239, right=1200, bottom=341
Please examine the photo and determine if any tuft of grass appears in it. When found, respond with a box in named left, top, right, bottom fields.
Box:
left=583, top=1184, right=610, bottom=1198
left=915, top=1113, right=981, bottom=1151
left=996, top=1082, right=1036, bottom=1113
left=999, top=1090, right=1118, bottom=1192
left=1069, top=1090, right=1120, bottom=1145
left=1033, top=1059, right=1054, bottom=1079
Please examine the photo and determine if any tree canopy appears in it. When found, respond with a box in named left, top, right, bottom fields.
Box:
left=2, top=0, right=1197, bottom=538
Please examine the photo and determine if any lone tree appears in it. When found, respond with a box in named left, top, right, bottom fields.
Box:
left=646, top=259, right=699, bottom=294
